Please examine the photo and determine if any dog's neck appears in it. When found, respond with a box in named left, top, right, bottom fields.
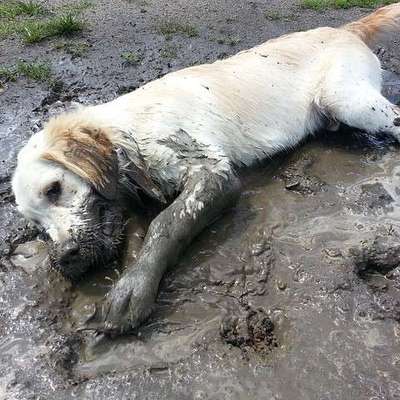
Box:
left=114, top=143, right=168, bottom=209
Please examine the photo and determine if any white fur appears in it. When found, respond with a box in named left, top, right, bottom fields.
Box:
left=12, top=131, right=91, bottom=243
left=86, top=28, right=399, bottom=176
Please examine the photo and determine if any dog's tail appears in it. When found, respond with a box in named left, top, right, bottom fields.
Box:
left=343, top=2, right=400, bottom=48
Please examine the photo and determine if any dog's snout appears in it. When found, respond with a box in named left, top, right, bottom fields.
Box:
left=59, top=240, right=80, bottom=266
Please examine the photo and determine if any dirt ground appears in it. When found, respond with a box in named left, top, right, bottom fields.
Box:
left=2, top=0, right=400, bottom=399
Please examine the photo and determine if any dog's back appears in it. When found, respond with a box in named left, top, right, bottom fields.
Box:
left=102, top=4, right=400, bottom=170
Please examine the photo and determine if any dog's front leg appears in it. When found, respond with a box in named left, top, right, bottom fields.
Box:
left=95, top=168, right=241, bottom=335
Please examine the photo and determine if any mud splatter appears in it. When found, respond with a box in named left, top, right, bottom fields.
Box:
left=220, top=308, right=277, bottom=354
left=278, top=154, right=327, bottom=195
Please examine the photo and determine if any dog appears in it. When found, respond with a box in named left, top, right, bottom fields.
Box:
left=12, top=4, right=400, bottom=334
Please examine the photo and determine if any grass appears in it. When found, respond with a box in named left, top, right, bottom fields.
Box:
left=0, top=61, right=51, bottom=83
left=0, top=21, right=18, bottom=38
left=160, top=44, right=178, bottom=59
left=265, top=10, right=298, bottom=21
left=21, top=13, right=84, bottom=43
left=157, top=21, right=199, bottom=39
left=0, top=0, right=46, bottom=38
left=0, top=66, right=18, bottom=82
left=0, top=1, right=88, bottom=42
left=0, top=1, right=45, bottom=18
left=265, top=10, right=282, bottom=20
left=302, top=0, right=398, bottom=10
left=54, top=40, right=90, bottom=57
left=121, top=51, right=142, bottom=65
left=213, top=35, right=241, bottom=46
left=16, top=60, right=51, bottom=80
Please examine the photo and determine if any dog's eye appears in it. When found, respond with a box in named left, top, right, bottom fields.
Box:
left=44, top=181, right=62, bottom=203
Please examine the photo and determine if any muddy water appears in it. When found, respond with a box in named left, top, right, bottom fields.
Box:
left=4, top=91, right=400, bottom=398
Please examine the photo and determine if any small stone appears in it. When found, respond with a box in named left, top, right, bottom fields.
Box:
left=277, top=280, right=287, bottom=290
left=324, top=248, right=342, bottom=258
left=285, top=181, right=300, bottom=190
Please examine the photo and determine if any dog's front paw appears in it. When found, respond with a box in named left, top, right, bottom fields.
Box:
left=88, top=272, right=157, bottom=335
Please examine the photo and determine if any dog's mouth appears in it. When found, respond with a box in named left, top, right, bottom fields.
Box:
left=48, top=204, right=126, bottom=281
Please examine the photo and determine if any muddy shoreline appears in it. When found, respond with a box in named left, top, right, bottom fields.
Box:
left=2, top=1, right=400, bottom=399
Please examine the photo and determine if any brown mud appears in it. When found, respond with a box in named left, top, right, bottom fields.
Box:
left=2, top=1, right=400, bottom=399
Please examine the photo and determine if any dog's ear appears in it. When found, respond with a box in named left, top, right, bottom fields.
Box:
left=41, top=115, right=167, bottom=203
left=42, top=120, right=118, bottom=200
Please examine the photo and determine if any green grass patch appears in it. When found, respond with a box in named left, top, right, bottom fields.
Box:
left=0, top=1, right=45, bottom=18
left=0, top=66, right=18, bottom=82
left=16, top=60, right=51, bottom=80
left=157, top=21, right=199, bottom=39
left=0, top=1, right=46, bottom=39
left=160, top=44, right=178, bottom=59
left=54, top=40, right=90, bottom=57
left=0, top=1, right=89, bottom=42
left=0, top=21, right=19, bottom=38
left=0, top=61, right=51, bottom=83
left=210, top=34, right=241, bottom=46
left=121, top=51, right=142, bottom=65
left=302, top=0, right=398, bottom=10
left=21, top=13, right=84, bottom=43
left=45, top=13, right=84, bottom=35
left=265, top=10, right=282, bottom=20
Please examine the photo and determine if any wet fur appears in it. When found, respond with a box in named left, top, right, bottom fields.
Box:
left=48, top=197, right=126, bottom=280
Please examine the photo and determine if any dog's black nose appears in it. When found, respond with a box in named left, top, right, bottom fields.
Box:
left=59, top=240, right=80, bottom=267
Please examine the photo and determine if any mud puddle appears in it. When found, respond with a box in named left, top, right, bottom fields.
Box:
left=2, top=0, right=400, bottom=397
left=5, top=119, right=400, bottom=399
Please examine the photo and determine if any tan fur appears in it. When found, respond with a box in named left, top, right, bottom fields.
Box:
left=42, top=114, right=118, bottom=198
left=344, top=2, right=400, bottom=47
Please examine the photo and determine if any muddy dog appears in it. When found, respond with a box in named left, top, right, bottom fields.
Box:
left=12, top=4, right=400, bottom=334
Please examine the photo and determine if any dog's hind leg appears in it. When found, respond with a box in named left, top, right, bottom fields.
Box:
left=321, top=81, right=400, bottom=138
left=90, top=166, right=241, bottom=335
left=317, top=49, right=400, bottom=139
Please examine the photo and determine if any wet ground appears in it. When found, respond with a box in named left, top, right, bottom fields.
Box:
left=2, top=0, right=400, bottom=399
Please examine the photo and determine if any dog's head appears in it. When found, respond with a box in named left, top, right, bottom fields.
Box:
left=12, top=113, right=164, bottom=280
